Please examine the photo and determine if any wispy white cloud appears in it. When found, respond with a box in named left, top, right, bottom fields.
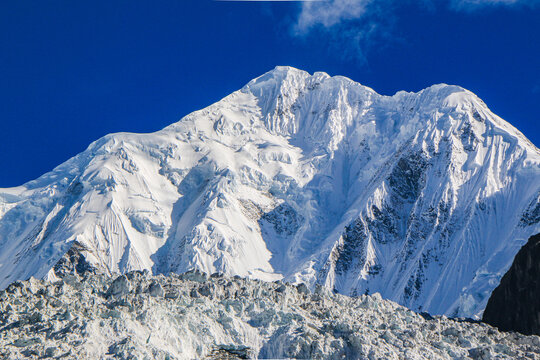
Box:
left=296, top=0, right=537, bottom=31
left=292, top=0, right=395, bottom=64
left=296, top=0, right=373, bottom=31
left=292, top=0, right=538, bottom=63
left=216, top=0, right=326, bottom=2
left=450, top=0, right=539, bottom=11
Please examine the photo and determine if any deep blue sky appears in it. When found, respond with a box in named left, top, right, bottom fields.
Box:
left=0, top=0, right=538, bottom=187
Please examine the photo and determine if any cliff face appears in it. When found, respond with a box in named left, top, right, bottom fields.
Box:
left=483, top=233, right=540, bottom=335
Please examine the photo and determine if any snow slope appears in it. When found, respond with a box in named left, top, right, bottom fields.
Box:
left=0, top=66, right=538, bottom=318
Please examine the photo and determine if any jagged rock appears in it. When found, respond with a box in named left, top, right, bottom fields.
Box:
left=468, top=347, right=492, bottom=360
left=27, top=312, right=42, bottom=324
left=43, top=347, right=56, bottom=357
left=164, top=290, right=179, bottom=299
left=198, top=283, right=214, bottom=298
left=12, top=338, right=41, bottom=347
left=179, top=269, right=207, bottom=283
left=296, top=283, right=310, bottom=295
left=147, top=281, right=164, bottom=297
left=106, top=275, right=131, bottom=299
left=483, top=233, right=540, bottom=336
left=190, top=288, right=199, bottom=298
left=53, top=242, right=97, bottom=278
left=209, top=345, right=253, bottom=359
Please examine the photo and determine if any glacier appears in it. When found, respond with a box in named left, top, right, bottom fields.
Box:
left=1, top=271, right=539, bottom=359
left=0, top=66, right=538, bottom=318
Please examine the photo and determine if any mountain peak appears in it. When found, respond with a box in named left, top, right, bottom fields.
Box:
left=0, top=67, right=538, bottom=320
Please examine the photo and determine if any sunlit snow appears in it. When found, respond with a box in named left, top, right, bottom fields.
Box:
left=0, top=66, right=538, bottom=318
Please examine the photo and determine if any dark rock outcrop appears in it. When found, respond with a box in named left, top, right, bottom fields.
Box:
left=53, top=241, right=97, bottom=278
left=482, top=233, right=540, bottom=335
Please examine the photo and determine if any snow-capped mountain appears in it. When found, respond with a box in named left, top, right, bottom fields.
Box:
left=0, top=67, right=538, bottom=318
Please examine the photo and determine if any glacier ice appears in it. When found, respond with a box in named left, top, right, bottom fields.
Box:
left=0, top=271, right=539, bottom=359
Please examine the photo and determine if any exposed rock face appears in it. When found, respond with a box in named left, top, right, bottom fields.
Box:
left=52, top=242, right=98, bottom=278
left=483, top=233, right=540, bottom=335
left=0, top=271, right=539, bottom=359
